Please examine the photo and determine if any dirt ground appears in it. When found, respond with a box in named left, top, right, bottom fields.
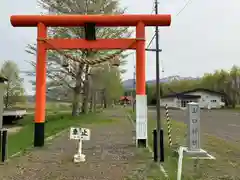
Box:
left=0, top=109, right=150, bottom=180
left=148, top=107, right=240, bottom=143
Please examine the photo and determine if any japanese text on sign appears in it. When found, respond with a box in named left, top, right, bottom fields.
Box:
left=187, top=102, right=201, bottom=151
left=70, top=127, right=91, bottom=140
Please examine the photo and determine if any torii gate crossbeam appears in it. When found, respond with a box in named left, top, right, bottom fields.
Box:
left=10, top=14, right=171, bottom=148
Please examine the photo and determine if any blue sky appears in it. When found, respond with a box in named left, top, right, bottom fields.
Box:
left=1, top=0, right=240, bottom=95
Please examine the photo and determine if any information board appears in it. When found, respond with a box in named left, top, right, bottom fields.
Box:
left=70, top=127, right=90, bottom=140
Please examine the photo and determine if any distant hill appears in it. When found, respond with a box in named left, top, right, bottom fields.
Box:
left=122, top=75, right=199, bottom=90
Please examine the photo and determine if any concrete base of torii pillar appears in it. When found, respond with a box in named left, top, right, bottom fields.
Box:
left=135, top=94, right=148, bottom=148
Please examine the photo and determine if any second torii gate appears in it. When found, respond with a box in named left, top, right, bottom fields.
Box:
left=10, top=14, right=171, bottom=147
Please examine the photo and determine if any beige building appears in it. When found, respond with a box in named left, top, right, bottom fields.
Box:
left=160, top=88, right=225, bottom=109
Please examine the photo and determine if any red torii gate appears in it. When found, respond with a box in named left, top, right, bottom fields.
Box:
left=10, top=14, right=171, bottom=147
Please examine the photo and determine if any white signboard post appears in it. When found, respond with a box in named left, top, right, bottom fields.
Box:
left=177, top=102, right=215, bottom=180
left=70, top=127, right=91, bottom=163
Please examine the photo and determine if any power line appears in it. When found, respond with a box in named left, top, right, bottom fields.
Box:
left=158, top=0, right=194, bottom=78
left=146, top=34, right=156, bottom=49
left=145, top=1, right=157, bottom=50
left=176, top=0, right=193, bottom=16
left=146, top=0, right=158, bottom=50
left=158, top=0, right=194, bottom=79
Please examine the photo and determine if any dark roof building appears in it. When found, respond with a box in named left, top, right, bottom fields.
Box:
left=160, top=88, right=226, bottom=109
left=162, top=88, right=226, bottom=99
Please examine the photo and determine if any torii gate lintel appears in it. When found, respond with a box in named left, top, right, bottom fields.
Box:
left=10, top=14, right=171, bottom=148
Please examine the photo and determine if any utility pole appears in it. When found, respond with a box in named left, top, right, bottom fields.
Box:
left=155, top=0, right=164, bottom=162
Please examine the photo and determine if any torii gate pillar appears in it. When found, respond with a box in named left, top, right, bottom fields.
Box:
left=10, top=14, right=171, bottom=148
left=135, top=21, right=147, bottom=147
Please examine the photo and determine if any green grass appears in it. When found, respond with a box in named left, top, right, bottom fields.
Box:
left=125, top=148, right=168, bottom=180
left=13, top=102, right=72, bottom=113
left=127, top=109, right=240, bottom=180
left=155, top=120, right=240, bottom=180
left=7, top=112, right=111, bottom=157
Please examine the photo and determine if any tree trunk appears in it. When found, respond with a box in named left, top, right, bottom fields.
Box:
left=5, top=83, right=10, bottom=109
left=82, top=79, right=90, bottom=114
left=71, top=63, right=85, bottom=116
left=71, top=69, right=83, bottom=116
left=72, top=86, right=81, bottom=116
left=232, top=89, right=236, bottom=108
left=100, top=90, right=104, bottom=108
left=89, top=90, right=93, bottom=113
left=93, top=90, right=96, bottom=112
left=103, top=89, right=107, bottom=108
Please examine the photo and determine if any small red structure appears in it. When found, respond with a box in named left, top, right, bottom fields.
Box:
left=10, top=14, right=171, bottom=147
left=119, top=96, right=133, bottom=105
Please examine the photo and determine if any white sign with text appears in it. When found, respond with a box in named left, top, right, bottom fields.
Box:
left=70, top=127, right=91, bottom=141
left=70, top=127, right=91, bottom=163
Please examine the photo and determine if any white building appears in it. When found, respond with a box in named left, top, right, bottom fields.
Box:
left=160, top=88, right=225, bottom=109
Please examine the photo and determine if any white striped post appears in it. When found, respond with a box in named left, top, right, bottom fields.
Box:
left=165, top=104, right=172, bottom=147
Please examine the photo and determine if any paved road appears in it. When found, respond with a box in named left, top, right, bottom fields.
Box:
left=148, top=107, right=240, bottom=143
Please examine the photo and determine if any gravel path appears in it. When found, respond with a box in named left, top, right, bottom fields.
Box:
left=0, top=109, right=148, bottom=180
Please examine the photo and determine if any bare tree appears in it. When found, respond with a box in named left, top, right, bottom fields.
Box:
left=26, top=0, right=130, bottom=115
left=1, top=60, right=25, bottom=108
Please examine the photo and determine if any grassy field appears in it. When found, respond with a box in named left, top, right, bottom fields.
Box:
left=127, top=108, right=240, bottom=180
left=7, top=111, right=110, bottom=158
left=13, top=102, right=72, bottom=112
left=13, top=102, right=103, bottom=114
